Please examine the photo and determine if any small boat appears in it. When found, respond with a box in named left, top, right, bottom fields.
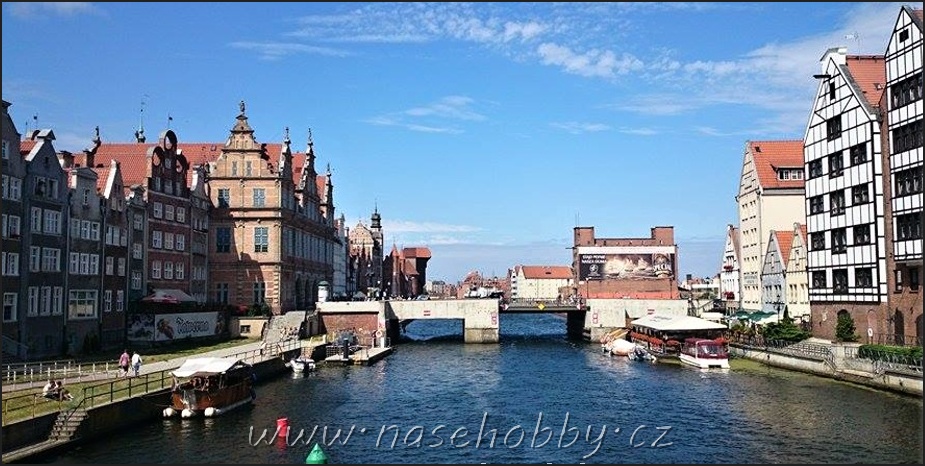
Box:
left=607, top=338, right=637, bottom=356
left=163, top=357, right=256, bottom=419
left=627, top=345, right=657, bottom=363
left=286, top=356, right=317, bottom=374
left=679, top=337, right=730, bottom=370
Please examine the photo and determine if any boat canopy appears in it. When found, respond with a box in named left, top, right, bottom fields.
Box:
left=173, top=357, right=243, bottom=377
left=631, top=314, right=727, bottom=332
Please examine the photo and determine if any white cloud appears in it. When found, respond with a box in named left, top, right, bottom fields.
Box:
left=381, top=220, right=483, bottom=234
left=404, top=96, right=486, bottom=121
left=366, top=95, right=484, bottom=134
left=228, top=41, right=350, bottom=60
left=550, top=121, right=611, bottom=134
left=537, top=43, right=643, bottom=78
left=618, top=127, right=658, bottom=136
left=8, top=2, right=99, bottom=18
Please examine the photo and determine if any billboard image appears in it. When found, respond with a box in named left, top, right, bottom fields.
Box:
left=577, top=246, right=676, bottom=281
left=127, top=311, right=225, bottom=342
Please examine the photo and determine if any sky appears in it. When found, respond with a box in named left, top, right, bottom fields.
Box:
left=1, top=2, right=910, bottom=283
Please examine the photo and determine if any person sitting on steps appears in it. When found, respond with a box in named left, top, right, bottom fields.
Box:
left=42, top=379, right=59, bottom=400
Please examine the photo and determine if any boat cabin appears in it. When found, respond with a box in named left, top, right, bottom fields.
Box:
left=628, top=314, right=728, bottom=357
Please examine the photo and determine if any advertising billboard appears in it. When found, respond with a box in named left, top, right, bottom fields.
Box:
left=577, top=246, right=676, bottom=281
left=127, top=311, right=225, bottom=342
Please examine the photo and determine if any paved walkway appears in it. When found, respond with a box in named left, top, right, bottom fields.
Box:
left=2, top=339, right=270, bottom=394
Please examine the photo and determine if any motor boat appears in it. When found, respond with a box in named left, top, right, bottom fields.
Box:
left=286, top=356, right=317, bottom=374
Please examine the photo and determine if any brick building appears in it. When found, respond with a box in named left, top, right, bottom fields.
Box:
left=572, top=226, right=679, bottom=300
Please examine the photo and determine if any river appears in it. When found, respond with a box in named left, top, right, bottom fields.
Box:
left=44, top=313, right=923, bottom=464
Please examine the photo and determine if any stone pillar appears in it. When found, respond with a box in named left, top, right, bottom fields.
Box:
left=463, top=326, right=499, bottom=343
left=566, top=312, right=586, bottom=340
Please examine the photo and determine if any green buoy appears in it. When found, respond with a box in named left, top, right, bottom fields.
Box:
left=305, top=443, right=329, bottom=464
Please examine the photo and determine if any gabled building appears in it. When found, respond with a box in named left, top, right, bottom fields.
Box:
left=1, top=100, right=27, bottom=360
left=736, top=140, right=806, bottom=314
left=384, top=246, right=432, bottom=299
left=21, top=129, right=69, bottom=359
left=509, top=265, right=573, bottom=301
left=785, top=223, right=810, bottom=322
left=349, top=210, right=384, bottom=299
left=93, top=155, right=130, bottom=350
left=760, top=229, right=794, bottom=318
left=719, top=224, right=741, bottom=310
left=805, top=48, right=888, bottom=340
left=882, top=5, right=923, bottom=345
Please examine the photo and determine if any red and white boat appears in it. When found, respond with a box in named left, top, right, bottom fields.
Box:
left=679, top=338, right=730, bottom=370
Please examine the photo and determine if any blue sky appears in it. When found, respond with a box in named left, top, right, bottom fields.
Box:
left=1, top=2, right=908, bottom=283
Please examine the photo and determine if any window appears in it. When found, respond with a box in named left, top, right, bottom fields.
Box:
left=833, top=269, right=848, bottom=294
left=27, top=287, right=38, bottom=317
left=245, top=161, right=253, bottom=176
left=90, top=254, right=99, bottom=275
left=176, top=207, right=186, bottom=223
left=828, top=81, right=836, bottom=101
left=175, top=262, right=184, bottom=280
left=2, top=252, right=19, bottom=276
left=165, top=204, right=175, bottom=221
left=897, top=213, right=923, bottom=241
left=42, top=248, right=59, bottom=272
left=810, top=232, right=826, bottom=251
left=79, top=254, right=89, bottom=275
left=855, top=267, right=873, bottom=288
left=231, top=161, right=238, bottom=176
left=778, top=170, right=790, bottom=180
left=82, top=188, right=90, bottom=206
left=52, top=287, right=62, bottom=315
left=809, top=196, right=825, bottom=215
left=828, top=151, right=844, bottom=176
left=30, top=246, right=41, bottom=272
left=133, top=243, right=143, bottom=259
left=253, top=281, right=266, bottom=304
left=910, top=267, right=920, bottom=292
left=849, top=144, right=867, bottom=165
left=253, top=188, right=266, bottom=207
left=832, top=228, right=847, bottom=253
left=9, top=177, right=21, bottom=201
left=152, top=230, right=162, bottom=249
left=104, top=290, right=112, bottom=312
left=899, top=28, right=910, bottom=42
left=151, top=260, right=162, bottom=279
left=43, top=210, right=61, bottom=235
left=105, top=256, right=114, bottom=275
left=812, top=271, right=827, bottom=288
left=164, top=232, right=175, bottom=250
left=853, top=224, right=871, bottom=245
left=68, top=290, right=98, bottom=319
left=117, top=290, right=124, bottom=312
left=895, top=269, right=903, bottom=293
left=216, top=227, right=231, bottom=253
left=826, top=116, right=842, bottom=141
left=890, top=72, right=922, bottom=109
left=164, top=262, right=174, bottom=280
left=216, top=283, right=229, bottom=304
left=3, top=293, right=17, bottom=322
left=69, top=253, right=79, bottom=274
left=892, top=120, right=924, bottom=154
left=80, top=221, right=91, bottom=240
left=830, top=189, right=845, bottom=216
left=153, top=202, right=163, bottom=219
left=117, top=258, right=126, bottom=276
left=254, top=227, right=269, bottom=253
left=1, top=140, right=8, bottom=159
left=217, top=188, right=230, bottom=208
left=30, top=207, right=41, bottom=233
left=894, top=166, right=923, bottom=197
left=131, top=271, right=142, bottom=290
left=134, top=213, right=144, bottom=230
left=176, top=234, right=185, bottom=251
left=790, top=169, right=803, bottom=180
left=852, top=184, right=869, bottom=205
left=5, top=215, right=20, bottom=238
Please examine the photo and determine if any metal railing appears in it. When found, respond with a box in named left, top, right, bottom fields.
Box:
left=4, top=360, right=120, bottom=389
left=866, top=333, right=923, bottom=347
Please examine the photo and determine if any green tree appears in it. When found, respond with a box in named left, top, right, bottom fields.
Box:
left=835, top=312, right=859, bottom=342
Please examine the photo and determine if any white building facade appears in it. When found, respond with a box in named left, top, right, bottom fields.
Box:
left=785, top=223, right=810, bottom=322
left=719, top=224, right=741, bottom=311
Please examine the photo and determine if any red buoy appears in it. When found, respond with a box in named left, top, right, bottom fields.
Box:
left=277, top=417, right=290, bottom=438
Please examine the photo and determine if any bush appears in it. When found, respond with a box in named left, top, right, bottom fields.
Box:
left=761, top=318, right=810, bottom=343
left=835, top=313, right=859, bottom=342
left=858, top=344, right=923, bottom=362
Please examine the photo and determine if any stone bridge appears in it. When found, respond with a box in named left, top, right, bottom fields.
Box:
left=316, top=298, right=690, bottom=343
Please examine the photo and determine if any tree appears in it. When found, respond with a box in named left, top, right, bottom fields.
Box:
left=835, top=312, right=859, bottom=342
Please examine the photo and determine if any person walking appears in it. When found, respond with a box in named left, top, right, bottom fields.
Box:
left=119, top=349, right=130, bottom=377
left=131, top=351, right=143, bottom=377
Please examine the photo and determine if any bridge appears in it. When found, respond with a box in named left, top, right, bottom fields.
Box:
left=316, top=297, right=692, bottom=344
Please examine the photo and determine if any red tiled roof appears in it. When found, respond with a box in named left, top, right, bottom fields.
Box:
left=521, top=266, right=573, bottom=280
left=774, top=231, right=795, bottom=265
left=912, top=8, right=923, bottom=24
left=19, top=140, right=36, bottom=154
left=403, top=247, right=432, bottom=259
left=748, top=140, right=805, bottom=190
left=844, top=55, right=886, bottom=108
left=89, top=166, right=109, bottom=193
left=315, top=175, right=326, bottom=202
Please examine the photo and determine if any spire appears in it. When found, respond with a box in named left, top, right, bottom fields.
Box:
left=135, top=97, right=146, bottom=143
left=225, top=100, right=259, bottom=151
left=371, top=204, right=382, bottom=230
left=279, top=126, right=292, bottom=179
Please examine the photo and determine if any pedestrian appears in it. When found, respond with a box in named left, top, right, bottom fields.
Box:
left=131, top=351, right=143, bottom=377
left=119, top=349, right=130, bottom=377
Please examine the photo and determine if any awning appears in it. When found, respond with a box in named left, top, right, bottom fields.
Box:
left=142, top=289, right=197, bottom=303
left=631, top=314, right=727, bottom=332
left=172, top=357, right=242, bottom=377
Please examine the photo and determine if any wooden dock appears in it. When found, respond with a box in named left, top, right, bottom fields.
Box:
left=324, top=346, right=393, bottom=366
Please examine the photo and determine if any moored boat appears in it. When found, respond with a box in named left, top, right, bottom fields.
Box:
left=679, top=337, right=730, bottom=370
left=163, top=357, right=256, bottom=419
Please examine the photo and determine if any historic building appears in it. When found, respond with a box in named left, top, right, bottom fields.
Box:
left=785, top=223, right=810, bottom=322
left=349, top=210, right=385, bottom=299
left=509, top=265, right=573, bottom=301
left=719, top=224, right=741, bottom=311
left=882, top=6, right=923, bottom=345
left=805, top=48, right=888, bottom=340
left=331, top=214, right=354, bottom=300
left=760, top=229, right=794, bottom=318
left=207, top=103, right=336, bottom=315
left=1, top=100, right=27, bottom=359
left=736, top=140, right=806, bottom=314
left=92, top=155, right=130, bottom=350
left=572, top=226, right=679, bottom=300
left=384, top=246, right=432, bottom=299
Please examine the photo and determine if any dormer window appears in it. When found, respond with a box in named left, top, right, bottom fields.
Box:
left=777, top=168, right=803, bottom=181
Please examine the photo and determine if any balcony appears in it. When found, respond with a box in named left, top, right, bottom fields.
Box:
left=723, top=265, right=734, bottom=271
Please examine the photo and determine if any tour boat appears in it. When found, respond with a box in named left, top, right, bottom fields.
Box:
left=286, top=356, right=317, bottom=374
left=678, top=338, right=730, bottom=370
left=163, top=357, right=256, bottom=419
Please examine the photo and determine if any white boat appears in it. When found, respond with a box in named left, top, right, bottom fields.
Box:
left=286, top=356, right=316, bottom=374
left=678, top=338, right=730, bottom=369
left=607, top=338, right=637, bottom=356
left=627, top=345, right=657, bottom=363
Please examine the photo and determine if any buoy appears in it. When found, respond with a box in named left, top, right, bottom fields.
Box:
left=305, top=443, right=328, bottom=464
left=163, top=407, right=176, bottom=418
left=277, top=417, right=290, bottom=438
left=181, top=408, right=195, bottom=418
